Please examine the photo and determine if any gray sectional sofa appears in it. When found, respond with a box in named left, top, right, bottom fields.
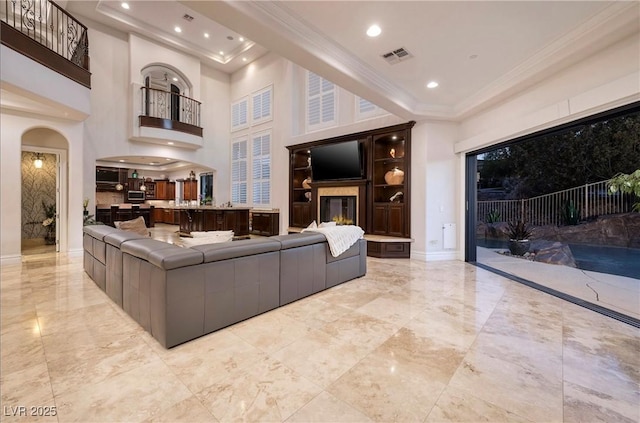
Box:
left=83, top=226, right=366, bottom=348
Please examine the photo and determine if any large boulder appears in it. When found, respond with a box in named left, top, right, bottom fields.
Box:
left=480, top=213, right=639, bottom=247
left=532, top=240, right=577, bottom=267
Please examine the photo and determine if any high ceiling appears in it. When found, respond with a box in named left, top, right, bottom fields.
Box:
left=9, top=1, right=640, bottom=170
left=68, top=1, right=640, bottom=121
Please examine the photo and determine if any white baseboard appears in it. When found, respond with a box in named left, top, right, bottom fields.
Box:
left=0, top=255, right=22, bottom=265
left=411, top=250, right=460, bottom=261
left=67, top=248, right=83, bottom=257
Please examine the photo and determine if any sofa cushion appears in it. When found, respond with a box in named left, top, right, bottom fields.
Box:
left=83, top=224, right=119, bottom=240
left=272, top=233, right=326, bottom=250
left=115, top=216, right=150, bottom=236
left=104, top=231, right=148, bottom=247
left=147, top=247, right=204, bottom=270
left=192, top=238, right=281, bottom=262
left=121, top=238, right=175, bottom=261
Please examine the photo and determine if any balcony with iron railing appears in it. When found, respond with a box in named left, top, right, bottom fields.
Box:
left=139, top=86, right=203, bottom=137
left=1, top=0, right=90, bottom=88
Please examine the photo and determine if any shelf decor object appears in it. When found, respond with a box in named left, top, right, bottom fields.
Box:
left=384, top=167, right=404, bottom=185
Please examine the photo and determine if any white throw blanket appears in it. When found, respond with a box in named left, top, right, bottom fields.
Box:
left=302, top=225, right=364, bottom=257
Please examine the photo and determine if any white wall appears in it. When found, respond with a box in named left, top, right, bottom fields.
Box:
left=411, top=121, right=460, bottom=261
left=1, top=112, right=85, bottom=263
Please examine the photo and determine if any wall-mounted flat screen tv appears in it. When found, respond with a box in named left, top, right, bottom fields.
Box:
left=311, top=140, right=363, bottom=181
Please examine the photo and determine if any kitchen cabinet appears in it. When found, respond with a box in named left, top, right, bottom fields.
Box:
left=183, top=180, right=198, bottom=201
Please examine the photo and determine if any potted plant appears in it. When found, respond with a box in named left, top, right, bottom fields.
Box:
left=507, top=220, right=532, bottom=256
left=42, top=201, right=56, bottom=245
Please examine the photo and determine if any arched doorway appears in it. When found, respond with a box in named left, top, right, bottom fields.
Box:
left=21, top=128, right=69, bottom=255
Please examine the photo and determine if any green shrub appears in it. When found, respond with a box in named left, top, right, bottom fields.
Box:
left=486, top=209, right=501, bottom=224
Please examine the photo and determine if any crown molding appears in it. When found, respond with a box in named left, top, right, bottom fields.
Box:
left=183, top=0, right=639, bottom=122
left=452, top=1, right=640, bottom=119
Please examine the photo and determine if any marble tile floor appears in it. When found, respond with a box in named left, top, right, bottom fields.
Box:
left=1, top=231, right=639, bottom=422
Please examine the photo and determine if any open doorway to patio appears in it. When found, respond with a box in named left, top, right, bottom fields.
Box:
left=465, top=102, right=640, bottom=324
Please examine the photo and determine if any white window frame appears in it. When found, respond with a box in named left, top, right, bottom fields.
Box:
left=231, top=97, right=249, bottom=132
left=251, top=85, right=273, bottom=126
left=306, top=71, right=337, bottom=132
left=231, top=136, right=248, bottom=204
left=355, top=96, right=387, bottom=121
left=251, top=130, right=271, bottom=206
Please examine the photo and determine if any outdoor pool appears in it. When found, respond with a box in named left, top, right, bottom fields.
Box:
left=476, top=239, right=640, bottom=279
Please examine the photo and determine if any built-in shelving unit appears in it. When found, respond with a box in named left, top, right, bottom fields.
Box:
left=287, top=121, right=415, bottom=257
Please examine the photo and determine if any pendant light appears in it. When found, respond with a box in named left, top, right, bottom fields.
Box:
left=34, top=153, right=44, bottom=169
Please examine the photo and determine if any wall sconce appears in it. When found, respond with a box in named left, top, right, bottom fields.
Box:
left=34, top=153, right=44, bottom=169
left=140, top=183, right=146, bottom=191
left=115, top=183, right=124, bottom=191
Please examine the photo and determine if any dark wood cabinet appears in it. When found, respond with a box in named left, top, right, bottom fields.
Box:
left=370, top=130, right=410, bottom=237
left=287, top=121, right=413, bottom=239
left=155, top=180, right=176, bottom=200
left=289, top=148, right=313, bottom=228
left=153, top=207, right=164, bottom=223
left=251, top=211, right=280, bottom=236
left=95, top=205, right=154, bottom=228
left=183, top=180, right=198, bottom=201
left=96, top=167, right=127, bottom=192
left=144, top=181, right=156, bottom=199
left=291, top=203, right=312, bottom=227
left=179, top=208, right=249, bottom=237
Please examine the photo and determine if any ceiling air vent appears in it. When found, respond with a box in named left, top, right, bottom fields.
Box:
left=182, top=14, right=194, bottom=22
left=381, top=47, right=413, bottom=65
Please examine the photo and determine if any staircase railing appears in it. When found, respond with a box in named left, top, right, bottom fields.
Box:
left=1, top=0, right=90, bottom=86
left=478, top=179, right=635, bottom=226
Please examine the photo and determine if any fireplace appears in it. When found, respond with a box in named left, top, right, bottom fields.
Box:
left=313, top=181, right=366, bottom=229
left=319, top=196, right=357, bottom=225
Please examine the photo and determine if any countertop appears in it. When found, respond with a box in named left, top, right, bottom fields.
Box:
left=96, top=203, right=153, bottom=209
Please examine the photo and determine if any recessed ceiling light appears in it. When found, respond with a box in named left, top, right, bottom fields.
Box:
left=242, top=57, right=247, bottom=62
left=239, top=36, right=245, bottom=42
left=119, top=159, right=125, bottom=162
left=174, top=26, right=182, bottom=33
left=366, top=24, right=381, bottom=37
left=165, top=158, right=171, bottom=161
left=427, top=81, right=439, bottom=89
left=470, top=54, right=478, bottom=60
left=392, top=135, right=397, bottom=140
left=204, top=33, right=209, bottom=38
left=227, top=35, right=234, bottom=41
left=172, top=77, right=178, bottom=82
left=168, top=142, right=174, bottom=145
left=219, top=51, right=224, bottom=55
left=121, top=2, right=129, bottom=10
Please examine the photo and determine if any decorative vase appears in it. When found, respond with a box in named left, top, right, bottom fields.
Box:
left=302, top=177, right=312, bottom=189
left=384, top=167, right=404, bottom=185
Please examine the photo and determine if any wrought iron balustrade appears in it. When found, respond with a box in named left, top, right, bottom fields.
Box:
left=140, top=86, right=202, bottom=135
left=1, top=0, right=89, bottom=71
left=1, top=0, right=90, bottom=88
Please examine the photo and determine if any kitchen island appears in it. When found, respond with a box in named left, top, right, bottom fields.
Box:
left=95, top=204, right=155, bottom=227
left=177, top=206, right=250, bottom=237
